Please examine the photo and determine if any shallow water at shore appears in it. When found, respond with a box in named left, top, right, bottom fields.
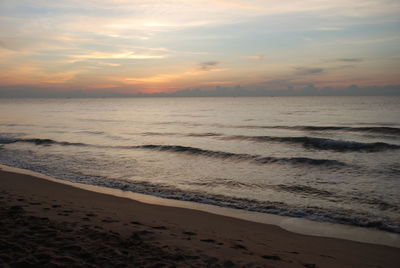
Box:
left=1, top=97, right=399, bottom=232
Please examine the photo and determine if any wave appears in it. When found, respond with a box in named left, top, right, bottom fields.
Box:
left=139, top=132, right=178, bottom=136
left=223, top=135, right=400, bottom=152
left=0, top=123, right=36, bottom=127
left=0, top=137, right=346, bottom=167
left=188, top=178, right=262, bottom=189
left=271, top=184, right=399, bottom=212
left=3, top=134, right=398, bottom=153
left=109, top=180, right=398, bottom=233
left=274, top=184, right=334, bottom=197
left=0, top=142, right=398, bottom=233
left=3, top=157, right=396, bottom=233
left=132, top=145, right=345, bottom=166
left=0, top=137, right=87, bottom=147
left=78, top=131, right=106, bottom=135
left=229, top=125, right=400, bottom=135
left=303, top=126, right=400, bottom=135
left=115, top=130, right=400, bottom=152
left=133, top=132, right=222, bottom=137
left=186, top=133, right=223, bottom=137
left=148, top=121, right=400, bottom=136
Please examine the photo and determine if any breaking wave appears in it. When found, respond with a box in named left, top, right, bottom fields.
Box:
left=229, top=125, right=400, bottom=135
left=104, top=179, right=399, bottom=233
left=223, top=135, right=400, bottom=152
left=0, top=137, right=87, bottom=147
left=2, top=134, right=399, bottom=153
left=0, top=137, right=346, bottom=167
left=132, top=145, right=345, bottom=166
left=4, top=161, right=396, bottom=233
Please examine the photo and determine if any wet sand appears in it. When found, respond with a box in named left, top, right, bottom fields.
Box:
left=0, top=169, right=399, bottom=267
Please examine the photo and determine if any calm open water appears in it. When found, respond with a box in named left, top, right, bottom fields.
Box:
left=0, top=97, right=399, bottom=232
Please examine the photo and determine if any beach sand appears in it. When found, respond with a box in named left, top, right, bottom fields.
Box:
left=0, top=169, right=399, bottom=268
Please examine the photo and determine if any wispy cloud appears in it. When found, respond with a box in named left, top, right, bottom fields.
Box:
left=321, top=58, right=364, bottom=64
left=199, top=61, right=220, bottom=71
left=312, top=27, right=343, bottom=31
left=0, top=0, right=399, bottom=93
left=294, top=67, right=324, bottom=76
left=241, top=55, right=265, bottom=60
left=71, top=51, right=167, bottom=60
left=337, top=58, right=363, bottom=62
left=337, top=35, right=400, bottom=45
left=122, top=64, right=225, bottom=85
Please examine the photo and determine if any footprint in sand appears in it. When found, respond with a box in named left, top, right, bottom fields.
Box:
left=231, top=244, right=247, bottom=250
left=151, top=226, right=168, bottom=230
left=200, top=239, right=216, bottom=243
left=303, top=264, right=318, bottom=268
left=102, top=217, right=118, bottom=223
left=182, top=231, right=196, bottom=236
left=138, top=230, right=154, bottom=235
left=262, top=255, right=282, bottom=261
left=319, top=254, right=334, bottom=259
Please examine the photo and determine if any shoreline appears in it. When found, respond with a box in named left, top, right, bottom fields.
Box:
left=1, top=166, right=400, bottom=267
left=1, top=164, right=399, bottom=248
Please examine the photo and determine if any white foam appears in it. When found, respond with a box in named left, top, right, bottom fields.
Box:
left=1, top=164, right=399, bottom=248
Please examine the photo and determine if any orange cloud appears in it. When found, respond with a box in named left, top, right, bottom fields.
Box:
left=122, top=66, right=225, bottom=85
left=72, top=51, right=167, bottom=60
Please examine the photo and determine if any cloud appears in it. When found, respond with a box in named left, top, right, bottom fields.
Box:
left=122, top=65, right=225, bottom=85
left=241, top=55, right=264, bottom=60
left=213, top=0, right=262, bottom=10
left=199, top=61, right=220, bottom=71
left=1, top=84, right=399, bottom=98
left=321, top=58, right=364, bottom=64
left=337, top=58, right=363, bottom=62
left=294, top=67, right=324, bottom=76
left=337, top=36, right=400, bottom=45
left=1, top=0, right=398, bottom=94
left=147, top=84, right=400, bottom=97
left=71, top=51, right=167, bottom=60
left=313, top=27, right=343, bottom=31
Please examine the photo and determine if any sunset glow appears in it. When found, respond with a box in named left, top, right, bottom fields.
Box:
left=0, top=0, right=399, bottom=95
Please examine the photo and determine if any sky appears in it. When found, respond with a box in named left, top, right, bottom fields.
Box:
left=0, top=0, right=399, bottom=97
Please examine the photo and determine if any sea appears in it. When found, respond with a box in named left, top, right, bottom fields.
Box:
left=0, top=97, right=399, bottom=233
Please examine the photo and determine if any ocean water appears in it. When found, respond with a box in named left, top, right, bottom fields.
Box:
left=0, top=97, right=399, bottom=233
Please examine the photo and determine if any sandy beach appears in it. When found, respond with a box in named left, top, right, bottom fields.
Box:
left=0, top=169, right=399, bottom=268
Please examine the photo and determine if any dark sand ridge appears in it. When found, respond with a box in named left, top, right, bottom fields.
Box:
left=1, top=168, right=399, bottom=267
